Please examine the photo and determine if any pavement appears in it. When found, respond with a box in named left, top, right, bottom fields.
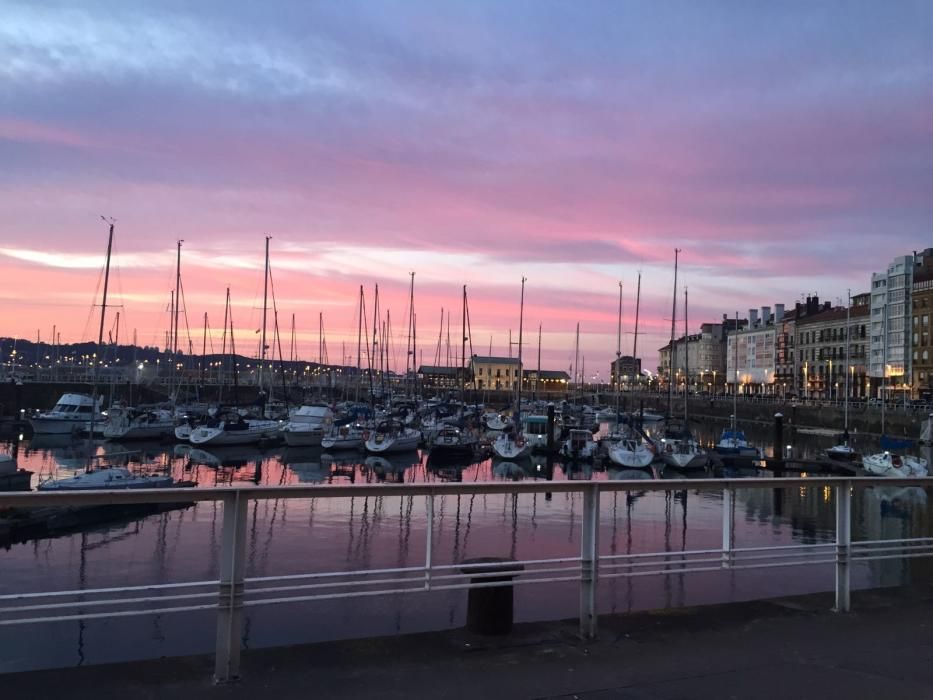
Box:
left=6, top=586, right=933, bottom=699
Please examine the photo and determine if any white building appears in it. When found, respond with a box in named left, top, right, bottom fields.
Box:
left=869, top=255, right=915, bottom=383
left=726, top=306, right=780, bottom=393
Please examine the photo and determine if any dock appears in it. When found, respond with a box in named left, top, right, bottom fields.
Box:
left=5, top=585, right=933, bottom=699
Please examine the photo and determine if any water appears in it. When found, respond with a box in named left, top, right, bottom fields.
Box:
left=1, top=419, right=930, bottom=673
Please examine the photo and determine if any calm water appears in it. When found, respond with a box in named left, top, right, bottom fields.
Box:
left=1, top=419, right=930, bottom=673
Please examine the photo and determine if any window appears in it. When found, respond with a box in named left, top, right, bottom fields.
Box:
left=924, top=351, right=930, bottom=362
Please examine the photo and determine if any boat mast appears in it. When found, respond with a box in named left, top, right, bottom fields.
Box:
left=172, top=239, right=182, bottom=402
left=616, top=281, right=623, bottom=431
left=733, top=311, right=739, bottom=431
left=370, top=284, right=379, bottom=406
left=573, top=322, right=580, bottom=404
left=535, top=323, right=542, bottom=402
left=882, top=302, right=887, bottom=436
left=219, top=286, right=230, bottom=403
left=516, top=277, right=526, bottom=430
left=460, top=285, right=467, bottom=405
left=406, top=272, right=415, bottom=398
left=668, top=250, right=680, bottom=417
left=633, top=271, right=642, bottom=390
left=259, top=235, right=271, bottom=393
left=200, top=311, right=207, bottom=385
left=356, top=285, right=364, bottom=402
left=844, top=289, right=851, bottom=438
left=88, top=216, right=115, bottom=470
left=683, top=287, right=689, bottom=423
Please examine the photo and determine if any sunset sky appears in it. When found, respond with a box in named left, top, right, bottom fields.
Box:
left=1, top=1, right=930, bottom=375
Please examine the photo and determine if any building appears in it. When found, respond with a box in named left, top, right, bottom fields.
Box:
left=774, top=306, right=799, bottom=395
left=795, top=294, right=869, bottom=400
left=911, top=268, right=933, bottom=398
left=609, top=356, right=641, bottom=389
left=658, top=322, right=735, bottom=393
left=522, top=368, right=571, bottom=396
left=416, top=365, right=463, bottom=389
left=869, top=250, right=933, bottom=398
left=726, top=305, right=781, bottom=394
left=470, top=355, right=521, bottom=390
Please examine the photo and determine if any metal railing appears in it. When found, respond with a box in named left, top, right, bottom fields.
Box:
left=1, top=477, right=931, bottom=682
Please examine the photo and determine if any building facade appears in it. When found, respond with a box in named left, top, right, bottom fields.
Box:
left=911, top=270, right=933, bottom=398
left=470, top=355, right=521, bottom=390
left=658, top=322, right=732, bottom=392
left=726, top=305, right=782, bottom=393
left=869, top=255, right=914, bottom=387
left=795, top=294, right=869, bottom=400
left=609, top=356, right=642, bottom=389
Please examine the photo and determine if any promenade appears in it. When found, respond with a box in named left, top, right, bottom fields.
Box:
left=6, top=585, right=933, bottom=699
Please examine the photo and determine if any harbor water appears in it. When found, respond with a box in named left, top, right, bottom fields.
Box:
left=1, top=419, right=931, bottom=673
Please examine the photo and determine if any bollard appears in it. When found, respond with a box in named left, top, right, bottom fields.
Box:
left=546, top=404, right=556, bottom=454
left=773, top=413, right=784, bottom=461
left=460, top=557, right=525, bottom=635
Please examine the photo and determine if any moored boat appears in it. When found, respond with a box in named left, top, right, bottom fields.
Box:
left=29, top=394, right=104, bottom=436
left=862, top=451, right=928, bottom=477
left=364, top=420, right=421, bottom=454
left=37, top=466, right=176, bottom=491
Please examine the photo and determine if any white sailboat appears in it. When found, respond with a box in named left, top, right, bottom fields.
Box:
left=103, top=405, right=175, bottom=441
left=493, top=277, right=533, bottom=460
left=364, top=419, right=421, bottom=454
left=607, top=435, right=655, bottom=469
left=862, top=451, right=928, bottom=477
left=38, top=467, right=175, bottom=491
left=827, top=290, right=860, bottom=461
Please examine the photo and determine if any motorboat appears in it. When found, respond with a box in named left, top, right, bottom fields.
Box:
left=429, top=426, right=477, bottom=461
left=521, top=414, right=561, bottom=452
left=37, top=466, right=175, bottom=490
left=657, top=421, right=708, bottom=470
left=607, top=436, right=655, bottom=469
left=189, top=411, right=281, bottom=447
left=364, top=420, right=421, bottom=454
left=29, top=393, right=104, bottom=436
left=862, top=451, right=928, bottom=477
left=282, top=404, right=334, bottom=447
left=103, top=405, right=175, bottom=441
left=826, top=442, right=860, bottom=462
left=560, top=428, right=598, bottom=461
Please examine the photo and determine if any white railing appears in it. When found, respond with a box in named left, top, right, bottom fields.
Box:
left=1, top=477, right=931, bottom=682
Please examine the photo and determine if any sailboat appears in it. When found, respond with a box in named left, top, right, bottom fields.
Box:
left=826, top=291, right=859, bottom=461
left=658, top=259, right=708, bottom=471
left=716, top=310, right=760, bottom=460
left=493, top=277, right=533, bottom=460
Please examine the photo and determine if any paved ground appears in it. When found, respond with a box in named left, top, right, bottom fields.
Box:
left=7, top=587, right=933, bottom=699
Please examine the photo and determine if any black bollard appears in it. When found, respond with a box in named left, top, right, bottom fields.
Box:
left=460, top=557, right=525, bottom=635
left=773, top=412, right=784, bottom=465
left=546, top=404, right=556, bottom=454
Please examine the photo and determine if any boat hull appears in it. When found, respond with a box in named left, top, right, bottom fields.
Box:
left=365, top=433, right=420, bottom=454
left=283, top=429, right=324, bottom=447
left=607, top=446, right=654, bottom=469
left=189, top=422, right=280, bottom=446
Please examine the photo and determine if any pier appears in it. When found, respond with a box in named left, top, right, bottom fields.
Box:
left=5, top=586, right=933, bottom=698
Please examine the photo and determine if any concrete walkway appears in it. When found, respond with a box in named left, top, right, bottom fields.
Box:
left=6, top=587, right=933, bottom=699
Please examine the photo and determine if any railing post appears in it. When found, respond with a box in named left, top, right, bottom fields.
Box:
left=425, top=494, right=434, bottom=590
left=834, top=481, right=852, bottom=612
left=580, top=483, right=599, bottom=640
left=214, top=490, right=248, bottom=684
left=721, top=486, right=733, bottom=568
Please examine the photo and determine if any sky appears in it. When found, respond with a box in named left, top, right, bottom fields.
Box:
left=1, top=0, right=931, bottom=376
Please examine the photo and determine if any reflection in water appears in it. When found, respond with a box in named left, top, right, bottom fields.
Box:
left=2, top=422, right=933, bottom=675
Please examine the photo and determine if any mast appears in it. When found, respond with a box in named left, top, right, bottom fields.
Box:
left=460, top=285, right=467, bottom=404
left=200, top=311, right=207, bottom=385
left=172, top=240, right=187, bottom=401
left=516, top=277, right=527, bottom=430
left=356, top=285, right=364, bottom=402
left=733, top=311, right=739, bottom=431
left=683, top=287, right=689, bottom=422
left=844, top=289, right=851, bottom=438
left=882, top=302, right=887, bottom=435
left=615, top=281, right=623, bottom=431
left=370, top=284, right=379, bottom=405
left=88, top=216, right=115, bottom=469
left=573, top=322, right=580, bottom=404
left=219, top=287, right=230, bottom=402
left=535, top=323, right=542, bottom=402
left=259, top=235, right=271, bottom=392
left=406, top=272, right=415, bottom=398
left=633, top=271, right=642, bottom=390
left=668, top=249, right=680, bottom=417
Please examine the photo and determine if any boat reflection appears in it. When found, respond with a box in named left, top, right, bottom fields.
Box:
left=362, top=454, right=419, bottom=482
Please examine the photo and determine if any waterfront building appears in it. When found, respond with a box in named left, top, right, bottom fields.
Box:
left=869, top=250, right=933, bottom=398
left=609, top=356, right=641, bottom=390
left=416, top=365, right=462, bottom=389
left=774, top=306, right=799, bottom=397
left=726, top=306, right=780, bottom=394
left=658, top=322, right=733, bottom=393
left=795, top=294, right=869, bottom=400
left=522, top=368, right=571, bottom=396
left=470, top=355, right=520, bottom=391
left=911, top=267, right=933, bottom=398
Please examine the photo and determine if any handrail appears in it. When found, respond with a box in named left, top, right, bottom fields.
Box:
left=2, top=475, right=931, bottom=684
